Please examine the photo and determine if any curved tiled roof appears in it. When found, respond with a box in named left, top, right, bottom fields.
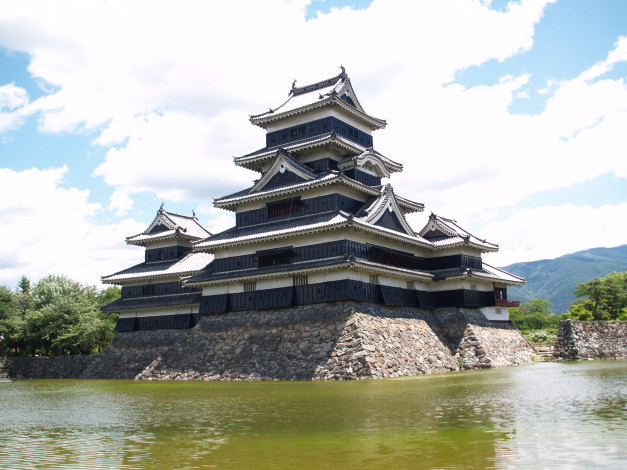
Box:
left=214, top=173, right=381, bottom=210
left=249, top=68, right=386, bottom=130
left=235, top=133, right=367, bottom=171
left=126, top=206, right=211, bottom=246
left=100, top=292, right=202, bottom=312
left=101, top=252, right=213, bottom=284
left=419, top=213, right=499, bottom=253
left=186, top=254, right=433, bottom=287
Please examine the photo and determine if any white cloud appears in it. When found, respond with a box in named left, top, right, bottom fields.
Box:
left=482, top=201, right=627, bottom=266
left=1, top=0, right=554, bottom=202
left=0, top=0, right=625, bottom=280
left=0, top=82, right=28, bottom=110
left=108, top=189, right=133, bottom=216
left=0, top=167, right=144, bottom=287
left=196, top=203, right=235, bottom=236
left=0, top=82, right=29, bottom=132
left=580, top=36, right=627, bottom=81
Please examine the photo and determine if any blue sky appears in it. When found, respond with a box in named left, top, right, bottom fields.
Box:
left=1, top=0, right=626, bottom=287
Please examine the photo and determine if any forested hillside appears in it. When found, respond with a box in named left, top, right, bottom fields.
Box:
left=503, top=245, right=627, bottom=314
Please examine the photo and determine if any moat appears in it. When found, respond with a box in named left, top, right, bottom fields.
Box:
left=1, top=360, right=625, bottom=469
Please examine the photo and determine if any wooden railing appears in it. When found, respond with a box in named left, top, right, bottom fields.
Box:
left=495, top=299, right=520, bottom=307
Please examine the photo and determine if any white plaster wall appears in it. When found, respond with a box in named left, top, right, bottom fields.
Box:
left=480, top=306, right=510, bottom=321
left=462, top=279, right=493, bottom=292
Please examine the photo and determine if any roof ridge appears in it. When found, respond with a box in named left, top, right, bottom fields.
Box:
left=291, top=66, right=347, bottom=97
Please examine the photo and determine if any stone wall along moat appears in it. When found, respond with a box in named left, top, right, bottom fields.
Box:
left=1, top=302, right=535, bottom=381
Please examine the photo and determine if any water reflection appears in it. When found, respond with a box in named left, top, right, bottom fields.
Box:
left=0, top=361, right=625, bottom=469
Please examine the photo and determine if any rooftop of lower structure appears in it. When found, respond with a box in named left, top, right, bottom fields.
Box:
left=100, top=292, right=202, bottom=312
left=430, top=264, right=524, bottom=286
left=126, top=205, right=212, bottom=246
left=419, top=213, right=499, bottom=253
left=101, top=252, right=213, bottom=284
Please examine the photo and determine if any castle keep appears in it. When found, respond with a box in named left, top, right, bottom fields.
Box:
left=94, top=69, right=533, bottom=380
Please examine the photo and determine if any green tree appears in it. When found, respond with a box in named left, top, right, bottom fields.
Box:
left=509, top=298, right=559, bottom=331
left=0, top=284, right=31, bottom=356
left=6, top=274, right=119, bottom=356
left=96, top=286, right=121, bottom=308
left=568, top=271, right=627, bottom=320
left=15, top=275, right=33, bottom=321
left=32, top=274, right=84, bottom=310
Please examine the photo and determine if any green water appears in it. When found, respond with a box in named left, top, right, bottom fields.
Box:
left=1, top=361, right=626, bottom=469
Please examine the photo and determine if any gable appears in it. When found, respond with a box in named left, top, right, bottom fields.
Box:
left=261, top=169, right=308, bottom=192
left=148, top=222, right=171, bottom=235
left=249, top=152, right=316, bottom=194
left=422, top=228, right=451, bottom=240
left=374, top=209, right=412, bottom=235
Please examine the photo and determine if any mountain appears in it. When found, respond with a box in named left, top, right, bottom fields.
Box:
left=501, top=245, right=627, bottom=315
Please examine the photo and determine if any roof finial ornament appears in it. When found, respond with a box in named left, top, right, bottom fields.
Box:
left=160, top=201, right=165, bottom=211
left=192, top=209, right=196, bottom=217
left=340, top=65, right=346, bottom=76
left=291, top=79, right=297, bottom=91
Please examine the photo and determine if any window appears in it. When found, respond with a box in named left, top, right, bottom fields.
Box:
left=293, top=275, right=308, bottom=286
left=407, top=281, right=415, bottom=290
left=369, top=275, right=380, bottom=285
left=258, top=250, right=291, bottom=268
left=244, top=281, right=257, bottom=293
left=495, top=287, right=507, bottom=300
left=267, top=199, right=300, bottom=218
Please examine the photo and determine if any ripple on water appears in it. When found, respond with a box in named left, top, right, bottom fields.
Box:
left=0, top=361, right=626, bottom=469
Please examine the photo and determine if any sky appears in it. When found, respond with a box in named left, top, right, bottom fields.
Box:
left=0, top=0, right=626, bottom=288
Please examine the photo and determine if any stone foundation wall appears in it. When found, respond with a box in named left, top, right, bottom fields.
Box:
left=553, top=320, right=627, bottom=361
left=1, top=302, right=535, bottom=381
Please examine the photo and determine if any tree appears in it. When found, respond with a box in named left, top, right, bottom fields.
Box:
left=568, top=271, right=627, bottom=321
left=509, top=298, right=559, bottom=331
left=32, top=274, right=84, bottom=310
left=0, top=285, right=30, bottom=356
left=96, top=286, right=121, bottom=308
left=0, top=274, right=119, bottom=357
left=15, top=275, right=33, bottom=321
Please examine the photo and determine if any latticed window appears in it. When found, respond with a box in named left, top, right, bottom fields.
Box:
left=267, top=199, right=300, bottom=218
left=258, top=249, right=291, bottom=268
left=369, top=275, right=380, bottom=285
left=293, top=275, right=308, bottom=286
left=407, top=281, right=415, bottom=290
left=244, top=281, right=257, bottom=292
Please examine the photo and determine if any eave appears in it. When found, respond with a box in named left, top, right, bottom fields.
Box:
left=235, top=133, right=368, bottom=172
left=213, top=173, right=381, bottom=211
left=430, top=237, right=499, bottom=253
left=101, top=271, right=194, bottom=285
left=126, top=230, right=199, bottom=247
left=250, top=95, right=386, bottom=131
left=194, top=212, right=433, bottom=253
left=186, top=256, right=433, bottom=288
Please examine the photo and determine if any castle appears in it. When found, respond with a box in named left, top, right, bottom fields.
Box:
left=103, top=67, right=522, bottom=330
left=98, top=69, right=531, bottom=380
